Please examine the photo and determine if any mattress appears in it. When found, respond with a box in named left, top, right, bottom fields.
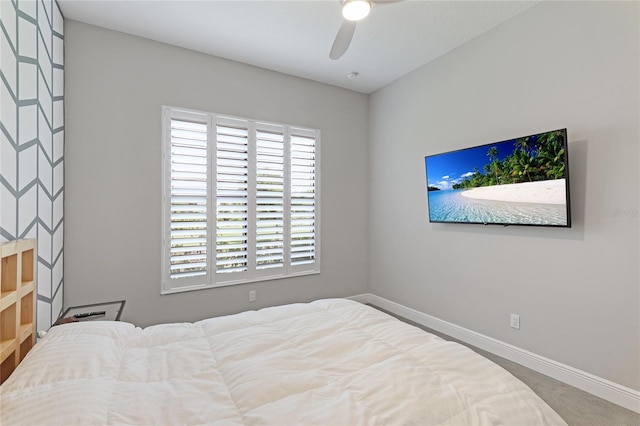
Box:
left=0, top=298, right=566, bottom=425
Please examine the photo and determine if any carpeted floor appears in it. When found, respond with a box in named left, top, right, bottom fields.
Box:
left=372, top=305, right=640, bottom=426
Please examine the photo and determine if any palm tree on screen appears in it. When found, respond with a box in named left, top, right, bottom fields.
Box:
left=487, top=146, right=500, bottom=185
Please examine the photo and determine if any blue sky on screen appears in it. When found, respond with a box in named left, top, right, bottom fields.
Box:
left=425, top=139, right=517, bottom=190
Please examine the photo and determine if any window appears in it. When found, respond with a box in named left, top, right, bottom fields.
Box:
left=162, top=107, right=320, bottom=294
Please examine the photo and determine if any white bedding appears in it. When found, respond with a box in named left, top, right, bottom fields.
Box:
left=1, top=299, right=566, bottom=425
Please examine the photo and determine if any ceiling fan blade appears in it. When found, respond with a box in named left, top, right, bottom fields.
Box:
left=329, top=19, right=357, bottom=60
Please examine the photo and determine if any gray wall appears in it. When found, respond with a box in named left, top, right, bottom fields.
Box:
left=64, top=21, right=369, bottom=327
left=368, top=1, right=639, bottom=390
left=0, top=0, right=64, bottom=331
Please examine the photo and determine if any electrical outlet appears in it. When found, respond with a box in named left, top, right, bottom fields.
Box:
left=249, top=290, right=256, bottom=303
left=510, top=314, right=520, bottom=330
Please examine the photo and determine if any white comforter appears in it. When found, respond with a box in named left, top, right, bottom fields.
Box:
left=1, top=299, right=566, bottom=425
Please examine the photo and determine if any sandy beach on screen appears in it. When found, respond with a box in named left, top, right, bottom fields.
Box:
left=460, top=179, right=566, bottom=205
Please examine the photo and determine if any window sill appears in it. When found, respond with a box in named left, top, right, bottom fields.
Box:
left=161, top=269, right=321, bottom=295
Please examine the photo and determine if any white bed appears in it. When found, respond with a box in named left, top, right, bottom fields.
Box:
left=0, top=299, right=566, bottom=425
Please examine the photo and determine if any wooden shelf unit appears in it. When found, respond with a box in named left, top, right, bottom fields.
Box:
left=1, top=239, right=36, bottom=384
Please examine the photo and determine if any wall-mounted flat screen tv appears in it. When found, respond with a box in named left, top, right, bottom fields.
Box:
left=424, top=129, right=571, bottom=227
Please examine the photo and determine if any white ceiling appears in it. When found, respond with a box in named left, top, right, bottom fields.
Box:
left=58, top=0, right=540, bottom=94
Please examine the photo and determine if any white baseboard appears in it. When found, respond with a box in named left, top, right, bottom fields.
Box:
left=347, top=293, right=640, bottom=414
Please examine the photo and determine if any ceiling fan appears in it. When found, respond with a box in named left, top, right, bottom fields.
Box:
left=330, top=0, right=402, bottom=60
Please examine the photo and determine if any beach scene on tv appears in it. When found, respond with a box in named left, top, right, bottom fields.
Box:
left=425, top=129, right=569, bottom=226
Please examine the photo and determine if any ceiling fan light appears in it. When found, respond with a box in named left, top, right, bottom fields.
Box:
left=342, top=0, right=371, bottom=21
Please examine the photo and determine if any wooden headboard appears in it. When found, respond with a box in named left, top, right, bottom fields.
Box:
left=1, top=239, right=37, bottom=384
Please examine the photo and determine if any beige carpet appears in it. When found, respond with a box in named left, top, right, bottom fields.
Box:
left=372, top=305, right=640, bottom=426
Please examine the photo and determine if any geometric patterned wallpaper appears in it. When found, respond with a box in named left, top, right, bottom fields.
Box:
left=1, top=0, right=64, bottom=331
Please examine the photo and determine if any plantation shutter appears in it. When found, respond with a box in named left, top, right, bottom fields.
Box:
left=290, top=130, right=317, bottom=267
left=163, top=106, right=320, bottom=293
left=255, top=125, right=285, bottom=271
left=168, top=116, right=209, bottom=280
left=215, top=119, right=250, bottom=275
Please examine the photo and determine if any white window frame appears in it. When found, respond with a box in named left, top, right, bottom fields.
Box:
left=161, top=106, right=321, bottom=294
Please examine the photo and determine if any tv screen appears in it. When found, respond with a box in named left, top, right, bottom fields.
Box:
left=424, top=129, right=571, bottom=227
